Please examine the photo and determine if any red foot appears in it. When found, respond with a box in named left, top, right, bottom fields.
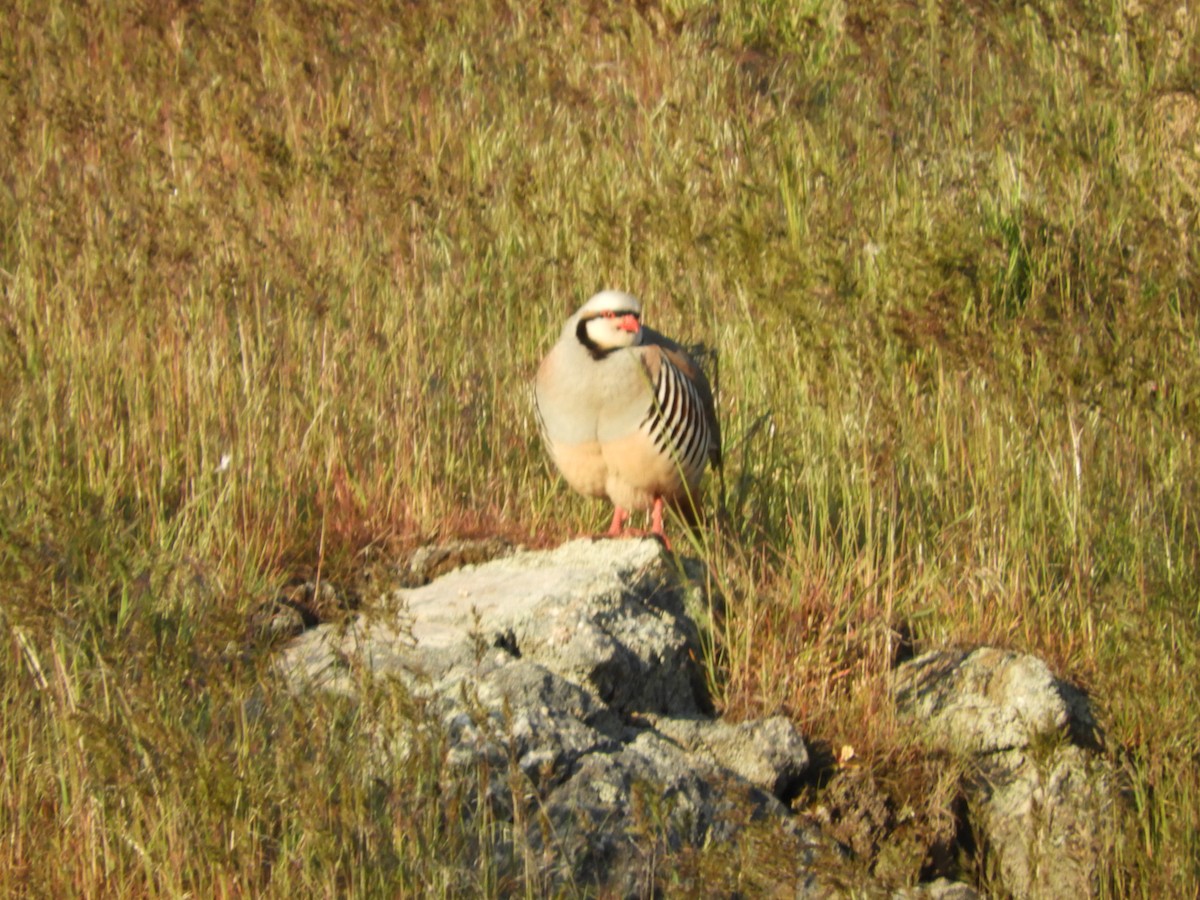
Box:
left=649, top=497, right=671, bottom=550
left=598, top=500, right=671, bottom=550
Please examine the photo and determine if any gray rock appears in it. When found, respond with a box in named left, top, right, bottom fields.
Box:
left=893, top=877, right=982, bottom=899
left=399, top=537, right=513, bottom=586
left=970, top=744, right=1121, bottom=900
left=895, top=647, right=1122, bottom=900
left=277, top=548, right=1118, bottom=897
left=284, top=538, right=707, bottom=715
left=278, top=538, right=825, bottom=893
left=654, top=714, right=810, bottom=798
left=894, top=647, right=1093, bottom=755
left=249, top=579, right=355, bottom=643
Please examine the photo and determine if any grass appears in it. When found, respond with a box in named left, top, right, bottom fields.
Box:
left=1, top=0, right=1198, bottom=894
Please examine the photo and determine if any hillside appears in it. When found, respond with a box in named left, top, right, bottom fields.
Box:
left=1, top=0, right=1197, bottom=894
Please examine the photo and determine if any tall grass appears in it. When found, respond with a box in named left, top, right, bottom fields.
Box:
left=2, top=0, right=1197, bottom=893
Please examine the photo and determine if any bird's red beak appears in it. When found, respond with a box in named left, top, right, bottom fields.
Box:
left=617, top=314, right=640, bottom=333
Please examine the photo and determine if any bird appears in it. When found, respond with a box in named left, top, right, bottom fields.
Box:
left=534, top=290, right=721, bottom=546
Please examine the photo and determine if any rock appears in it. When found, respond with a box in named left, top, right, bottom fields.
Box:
left=894, top=647, right=1099, bottom=755
left=248, top=579, right=355, bottom=643
left=284, top=538, right=709, bottom=715
left=895, top=648, right=1123, bottom=900
left=398, top=537, right=514, bottom=587
left=275, top=546, right=1114, bottom=898
left=654, top=715, right=810, bottom=798
left=970, top=743, right=1121, bottom=900
left=279, top=538, right=824, bottom=893
left=893, top=877, right=982, bottom=899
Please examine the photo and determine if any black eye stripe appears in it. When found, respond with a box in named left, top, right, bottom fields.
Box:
left=584, top=309, right=639, bottom=321
left=577, top=310, right=640, bottom=359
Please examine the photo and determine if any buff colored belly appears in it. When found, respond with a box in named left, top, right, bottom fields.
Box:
left=547, top=440, right=609, bottom=499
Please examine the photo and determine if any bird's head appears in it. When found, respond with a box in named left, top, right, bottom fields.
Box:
left=572, top=290, right=643, bottom=356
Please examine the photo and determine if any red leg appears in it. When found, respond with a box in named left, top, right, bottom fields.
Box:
left=649, top=497, right=671, bottom=550
left=606, top=506, right=630, bottom=537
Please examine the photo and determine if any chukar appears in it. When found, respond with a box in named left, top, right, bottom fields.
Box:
left=534, top=290, right=721, bottom=544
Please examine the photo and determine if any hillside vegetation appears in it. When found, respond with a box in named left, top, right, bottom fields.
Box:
left=1, top=0, right=1197, bottom=894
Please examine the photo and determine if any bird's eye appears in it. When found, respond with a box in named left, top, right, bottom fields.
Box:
left=603, top=311, right=616, bottom=319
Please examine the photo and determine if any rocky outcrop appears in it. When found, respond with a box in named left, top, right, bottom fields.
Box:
left=895, top=648, right=1124, bottom=899
left=276, top=539, right=1119, bottom=897
left=279, top=538, right=827, bottom=893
